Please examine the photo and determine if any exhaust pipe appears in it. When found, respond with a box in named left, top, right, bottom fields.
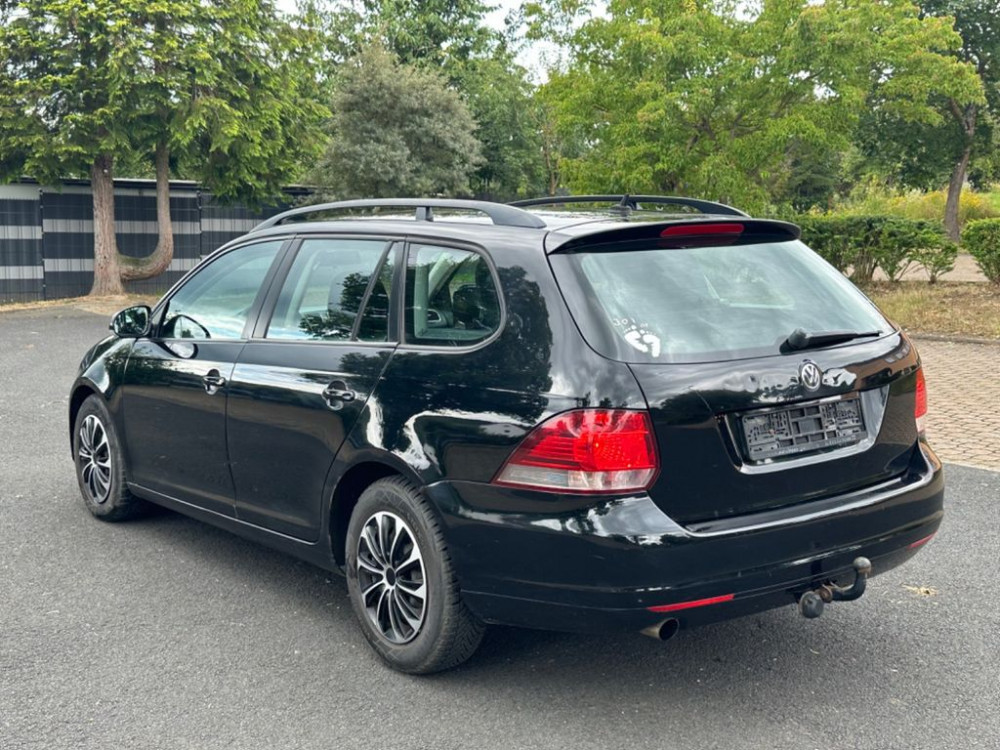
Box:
left=641, top=618, right=680, bottom=641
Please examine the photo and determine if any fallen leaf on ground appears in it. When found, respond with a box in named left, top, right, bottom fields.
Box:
left=902, top=584, right=938, bottom=597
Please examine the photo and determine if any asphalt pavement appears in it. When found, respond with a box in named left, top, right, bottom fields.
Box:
left=2, top=306, right=998, bottom=750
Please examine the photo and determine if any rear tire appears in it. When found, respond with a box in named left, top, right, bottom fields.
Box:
left=345, top=476, right=485, bottom=674
left=73, top=396, right=142, bottom=521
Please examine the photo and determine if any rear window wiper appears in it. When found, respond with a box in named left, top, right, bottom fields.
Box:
left=783, top=328, right=882, bottom=352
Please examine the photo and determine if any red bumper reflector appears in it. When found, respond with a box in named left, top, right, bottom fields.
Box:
left=908, top=532, right=936, bottom=549
left=647, top=593, right=735, bottom=614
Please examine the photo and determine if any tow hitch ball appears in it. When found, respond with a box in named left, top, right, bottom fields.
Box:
left=798, top=557, right=872, bottom=619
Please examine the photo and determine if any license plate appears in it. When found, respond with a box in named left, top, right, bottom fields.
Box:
left=741, top=396, right=866, bottom=462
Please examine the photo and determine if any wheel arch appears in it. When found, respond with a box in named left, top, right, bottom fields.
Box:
left=68, top=381, right=102, bottom=455
left=327, top=454, right=439, bottom=567
left=329, top=461, right=401, bottom=566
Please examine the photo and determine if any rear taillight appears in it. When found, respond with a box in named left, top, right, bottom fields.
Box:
left=493, top=409, right=658, bottom=494
left=915, top=367, right=927, bottom=437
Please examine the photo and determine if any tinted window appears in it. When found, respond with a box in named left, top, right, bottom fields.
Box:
left=267, top=239, right=389, bottom=341
left=357, top=248, right=396, bottom=342
left=404, top=245, right=501, bottom=346
left=552, top=240, right=892, bottom=363
left=161, top=241, right=283, bottom=339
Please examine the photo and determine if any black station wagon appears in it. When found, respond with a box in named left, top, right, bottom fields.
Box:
left=70, top=196, right=944, bottom=673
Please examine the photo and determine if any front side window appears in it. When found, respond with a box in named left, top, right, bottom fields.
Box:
left=266, top=238, right=389, bottom=341
left=404, top=245, right=501, bottom=346
left=161, top=241, right=283, bottom=340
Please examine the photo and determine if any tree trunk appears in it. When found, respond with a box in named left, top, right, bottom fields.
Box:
left=944, top=143, right=972, bottom=242
left=543, top=140, right=558, bottom=196
left=89, top=154, right=124, bottom=296
left=944, top=101, right=977, bottom=242
left=120, top=140, right=174, bottom=281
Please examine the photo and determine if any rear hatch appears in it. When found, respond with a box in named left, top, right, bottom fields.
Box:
left=548, top=219, right=921, bottom=524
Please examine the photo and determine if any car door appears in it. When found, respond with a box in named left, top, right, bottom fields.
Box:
left=225, top=237, right=400, bottom=540
left=121, top=239, right=288, bottom=516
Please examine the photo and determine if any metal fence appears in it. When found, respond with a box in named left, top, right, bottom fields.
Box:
left=0, top=179, right=306, bottom=303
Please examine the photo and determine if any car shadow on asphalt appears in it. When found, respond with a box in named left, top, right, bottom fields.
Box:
left=118, top=500, right=930, bottom=699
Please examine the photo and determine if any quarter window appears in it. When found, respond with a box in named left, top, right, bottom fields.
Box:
left=404, top=245, right=501, bottom=346
left=161, top=241, right=283, bottom=340
left=267, top=239, right=389, bottom=341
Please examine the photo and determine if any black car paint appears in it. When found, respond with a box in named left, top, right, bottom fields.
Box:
left=69, top=217, right=944, bottom=635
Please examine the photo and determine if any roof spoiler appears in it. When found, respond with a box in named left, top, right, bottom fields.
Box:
left=510, top=194, right=749, bottom=217
left=547, top=219, right=801, bottom=254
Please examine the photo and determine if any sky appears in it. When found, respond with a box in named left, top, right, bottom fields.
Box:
left=486, top=0, right=553, bottom=78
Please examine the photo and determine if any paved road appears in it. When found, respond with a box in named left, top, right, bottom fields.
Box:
left=2, top=307, right=998, bottom=750
left=917, top=338, right=1000, bottom=471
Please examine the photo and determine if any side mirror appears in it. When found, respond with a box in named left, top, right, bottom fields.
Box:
left=110, top=305, right=152, bottom=338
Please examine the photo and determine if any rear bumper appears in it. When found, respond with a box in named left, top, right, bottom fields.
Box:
left=425, top=443, right=944, bottom=634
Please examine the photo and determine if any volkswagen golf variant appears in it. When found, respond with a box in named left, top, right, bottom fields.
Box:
left=69, top=196, right=944, bottom=673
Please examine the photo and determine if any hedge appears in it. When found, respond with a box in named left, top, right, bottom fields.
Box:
left=961, top=219, right=1000, bottom=284
left=793, top=215, right=956, bottom=283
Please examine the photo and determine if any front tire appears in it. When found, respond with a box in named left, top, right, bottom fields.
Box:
left=345, top=477, right=485, bottom=674
left=73, top=396, right=142, bottom=521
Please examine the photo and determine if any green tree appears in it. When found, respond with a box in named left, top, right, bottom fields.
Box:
left=309, top=46, right=484, bottom=198
left=309, top=0, right=545, bottom=199
left=921, top=1, right=1000, bottom=239
left=536, top=0, right=983, bottom=214
left=460, top=56, right=545, bottom=199
left=0, top=0, right=326, bottom=295
left=851, top=108, right=961, bottom=192
left=359, top=0, right=497, bottom=66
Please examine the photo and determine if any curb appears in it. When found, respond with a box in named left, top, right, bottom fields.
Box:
left=908, top=332, right=1000, bottom=347
left=941, top=459, right=1000, bottom=474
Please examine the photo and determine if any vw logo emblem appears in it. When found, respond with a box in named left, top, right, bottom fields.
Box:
left=800, top=361, right=822, bottom=390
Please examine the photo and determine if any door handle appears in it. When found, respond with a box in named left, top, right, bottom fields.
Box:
left=202, top=370, right=227, bottom=395
left=322, top=381, right=356, bottom=409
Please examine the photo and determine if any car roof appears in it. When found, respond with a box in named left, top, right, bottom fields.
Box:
left=220, top=197, right=780, bottom=256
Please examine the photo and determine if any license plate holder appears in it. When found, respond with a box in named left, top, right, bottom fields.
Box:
left=740, top=396, right=866, bottom=462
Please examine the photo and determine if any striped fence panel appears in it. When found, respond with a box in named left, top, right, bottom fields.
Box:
left=0, top=179, right=306, bottom=303
left=0, top=185, right=45, bottom=302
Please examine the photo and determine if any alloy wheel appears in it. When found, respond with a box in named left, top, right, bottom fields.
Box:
left=78, top=414, right=112, bottom=504
left=356, top=511, right=427, bottom=644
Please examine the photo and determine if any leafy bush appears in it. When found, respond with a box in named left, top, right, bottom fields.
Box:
left=793, top=216, right=862, bottom=273
left=794, top=215, right=950, bottom=283
left=885, top=190, right=998, bottom=225
left=911, top=241, right=958, bottom=283
left=837, top=185, right=1000, bottom=225
left=962, top=219, right=1000, bottom=284
left=874, top=220, right=950, bottom=282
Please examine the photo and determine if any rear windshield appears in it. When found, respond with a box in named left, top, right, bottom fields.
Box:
left=550, top=240, right=893, bottom=364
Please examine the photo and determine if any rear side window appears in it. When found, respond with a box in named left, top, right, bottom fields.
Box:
left=404, top=245, right=501, bottom=346
left=551, top=240, right=892, bottom=363
left=266, top=239, right=389, bottom=341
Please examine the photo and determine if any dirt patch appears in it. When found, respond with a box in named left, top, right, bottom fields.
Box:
left=864, top=281, right=1000, bottom=340
left=0, top=294, right=158, bottom=317
left=902, top=585, right=938, bottom=597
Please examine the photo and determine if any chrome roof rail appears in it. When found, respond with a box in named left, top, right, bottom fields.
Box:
left=252, top=198, right=547, bottom=231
